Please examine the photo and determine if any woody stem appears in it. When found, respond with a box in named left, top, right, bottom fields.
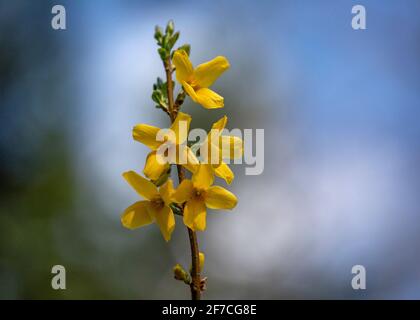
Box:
left=187, top=223, right=201, bottom=300
left=164, top=59, right=175, bottom=122
left=164, top=56, right=201, bottom=300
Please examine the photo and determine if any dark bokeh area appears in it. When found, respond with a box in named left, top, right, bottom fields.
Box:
left=0, top=1, right=75, bottom=298
left=1, top=0, right=420, bottom=299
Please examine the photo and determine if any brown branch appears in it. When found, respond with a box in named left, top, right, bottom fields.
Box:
left=187, top=226, right=201, bottom=300
left=164, top=59, right=175, bottom=122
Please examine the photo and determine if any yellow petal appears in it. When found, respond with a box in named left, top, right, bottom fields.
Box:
left=192, top=164, right=214, bottom=190
left=194, top=56, right=230, bottom=88
left=220, top=135, right=244, bottom=159
left=132, top=124, right=162, bottom=150
left=203, top=116, right=227, bottom=163
left=186, top=146, right=200, bottom=166
left=183, top=162, right=198, bottom=174
left=152, top=205, right=175, bottom=242
left=173, top=50, right=194, bottom=84
left=214, top=162, right=234, bottom=184
left=173, top=179, right=194, bottom=203
left=195, top=88, right=224, bottom=109
left=159, top=179, right=174, bottom=206
left=170, top=112, right=191, bottom=145
left=201, top=140, right=222, bottom=166
left=211, top=115, right=227, bottom=132
left=143, top=151, right=170, bottom=181
left=182, top=82, right=224, bottom=110
left=182, top=81, right=199, bottom=103
left=122, top=170, right=158, bottom=200
left=121, top=201, right=153, bottom=229
left=205, top=186, right=237, bottom=209
left=183, top=198, right=207, bottom=231
left=179, top=145, right=199, bottom=172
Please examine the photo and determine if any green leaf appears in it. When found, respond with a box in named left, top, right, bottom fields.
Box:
left=160, top=82, right=168, bottom=98
left=168, top=32, right=180, bottom=49
left=153, top=171, right=170, bottom=187
left=158, top=47, right=168, bottom=60
left=151, top=90, right=162, bottom=104
left=170, top=203, right=183, bottom=216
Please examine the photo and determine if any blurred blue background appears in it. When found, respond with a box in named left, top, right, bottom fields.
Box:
left=1, top=0, right=419, bottom=299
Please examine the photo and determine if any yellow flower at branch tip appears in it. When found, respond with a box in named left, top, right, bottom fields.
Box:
left=173, top=50, right=230, bottom=109
left=173, top=164, right=238, bottom=231
left=121, top=170, right=176, bottom=242
left=132, top=112, right=199, bottom=180
left=187, top=116, right=244, bottom=185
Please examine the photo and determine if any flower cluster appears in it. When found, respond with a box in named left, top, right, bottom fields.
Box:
left=121, top=25, right=242, bottom=239
left=120, top=21, right=242, bottom=298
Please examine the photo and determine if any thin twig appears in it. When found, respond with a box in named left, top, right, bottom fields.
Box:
left=164, top=59, right=175, bottom=122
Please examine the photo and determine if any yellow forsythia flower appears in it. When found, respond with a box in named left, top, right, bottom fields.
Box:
left=132, top=112, right=199, bottom=180
left=173, top=50, right=230, bottom=109
left=121, top=171, right=176, bottom=241
left=173, top=164, right=237, bottom=231
left=199, top=116, right=243, bottom=184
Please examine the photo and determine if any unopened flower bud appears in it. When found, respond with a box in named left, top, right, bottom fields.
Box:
left=173, top=264, right=190, bottom=284
left=166, top=20, right=174, bottom=35
left=154, top=26, right=163, bottom=42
